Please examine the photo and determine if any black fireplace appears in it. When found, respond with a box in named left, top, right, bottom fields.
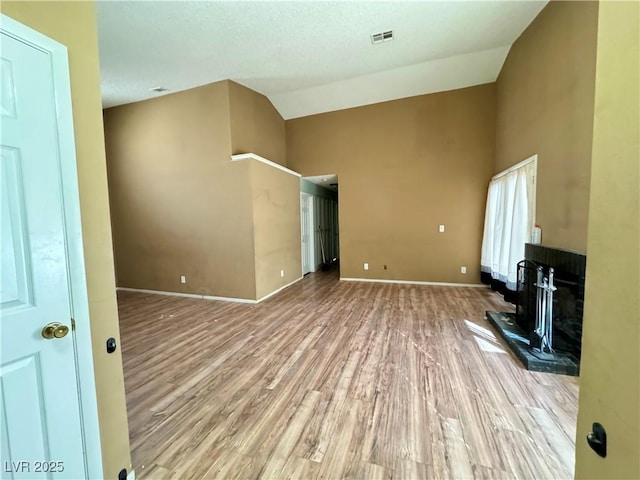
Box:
left=518, top=244, right=586, bottom=359
left=486, top=244, right=586, bottom=376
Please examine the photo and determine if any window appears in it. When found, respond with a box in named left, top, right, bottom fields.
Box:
left=481, top=155, right=537, bottom=290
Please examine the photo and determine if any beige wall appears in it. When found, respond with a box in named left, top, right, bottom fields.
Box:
left=229, top=81, right=287, bottom=166
left=287, top=84, right=496, bottom=283
left=228, top=82, right=298, bottom=298
left=250, top=162, right=302, bottom=299
left=495, top=1, right=598, bottom=253
left=0, top=2, right=131, bottom=478
left=105, top=80, right=299, bottom=301
left=104, top=82, right=258, bottom=300
left=575, top=1, right=639, bottom=478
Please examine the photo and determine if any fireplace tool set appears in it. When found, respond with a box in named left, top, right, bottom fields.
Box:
left=534, top=266, right=557, bottom=353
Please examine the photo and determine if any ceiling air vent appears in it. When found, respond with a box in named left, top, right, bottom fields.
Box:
left=371, top=30, right=394, bottom=44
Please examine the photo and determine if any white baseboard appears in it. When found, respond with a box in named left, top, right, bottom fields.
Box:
left=116, top=276, right=304, bottom=305
left=340, top=277, right=487, bottom=288
left=256, top=276, right=303, bottom=303
left=116, top=287, right=257, bottom=304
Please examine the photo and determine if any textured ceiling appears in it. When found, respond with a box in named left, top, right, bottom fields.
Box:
left=97, top=1, right=547, bottom=119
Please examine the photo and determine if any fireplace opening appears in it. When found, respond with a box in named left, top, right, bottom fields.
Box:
left=517, top=260, right=584, bottom=358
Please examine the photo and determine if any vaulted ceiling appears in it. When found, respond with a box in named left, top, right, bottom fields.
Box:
left=97, top=0, right=547, bottom=119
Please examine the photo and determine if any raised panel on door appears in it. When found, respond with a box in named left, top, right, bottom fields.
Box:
left=0, top=146, right=32, bottom=310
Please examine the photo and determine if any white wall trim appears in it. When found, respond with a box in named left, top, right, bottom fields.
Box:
left=231, top=152, right=302, bottom=178
left=117, top=276, right=304, bottom=305
left=0, top=14, right=104, bottom=480
left=201, top=293, right=256, bottom=304
left=340, top=278, right=487, bottom=288
left=116, top=287, right=258, bottom=304
left=256, top=276, right=303, bottom=303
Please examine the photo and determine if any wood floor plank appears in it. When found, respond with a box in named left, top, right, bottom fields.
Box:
left=266, top=325, right=324, bottom=390
left=396, top=323, right=431, bottom=466
left=356, top=460, right=393, bottom=480
left=201, top=448, right=258, bottom=480
left=316, top=398, right=366, bottom=480
left=394, top=457, right=434, bottom=480
left=472, top=464, right=510, bottom=480
left=442, top=417, right=474, bottom=479
left=441, top=342, right=505, bottom=470
left=259, top=390, right=321, bottom=478
left=518, top=405, right=575, bottom=478
left=278, top=456, right=321, bottom=480
left=308, top=351, right=361, bottom=463
left=232, top=350, right=320, bottom=458
left=136, top=463, right=171, bottom=480
left=359, top=388, right=397, bottom=470
left=117, top=268, right=579, bottom=479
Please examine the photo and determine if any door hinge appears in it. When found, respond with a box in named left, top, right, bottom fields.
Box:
left=71, top=318, right=76, bottom=331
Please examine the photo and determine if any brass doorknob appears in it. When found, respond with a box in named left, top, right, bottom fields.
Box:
left=42, top=322, right=69, bottom=339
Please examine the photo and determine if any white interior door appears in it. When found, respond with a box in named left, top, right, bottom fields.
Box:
left=1, top=28, right=86, bottom=479
left=300, top=193, right=314, bottom=275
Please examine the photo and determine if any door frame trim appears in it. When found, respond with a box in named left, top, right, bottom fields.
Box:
left=300, top=192, right=315, bottom=275
left=1, top=14, right=104, bottom=479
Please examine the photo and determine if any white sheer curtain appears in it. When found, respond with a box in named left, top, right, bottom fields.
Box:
left=481, top=158, right=536, bottom=290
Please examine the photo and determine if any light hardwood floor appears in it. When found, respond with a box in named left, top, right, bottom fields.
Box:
left=117, top=268, right=579, bottom=479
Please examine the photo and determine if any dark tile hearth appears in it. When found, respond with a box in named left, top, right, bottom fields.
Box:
left=486, top=311, right=580, bottom=376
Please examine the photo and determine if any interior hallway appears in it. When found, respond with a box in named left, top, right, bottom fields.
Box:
left=117, top=270, right=578, bottom=479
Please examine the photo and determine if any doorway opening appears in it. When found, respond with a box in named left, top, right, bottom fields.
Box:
left=301, top=174, right=339, bottom=276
